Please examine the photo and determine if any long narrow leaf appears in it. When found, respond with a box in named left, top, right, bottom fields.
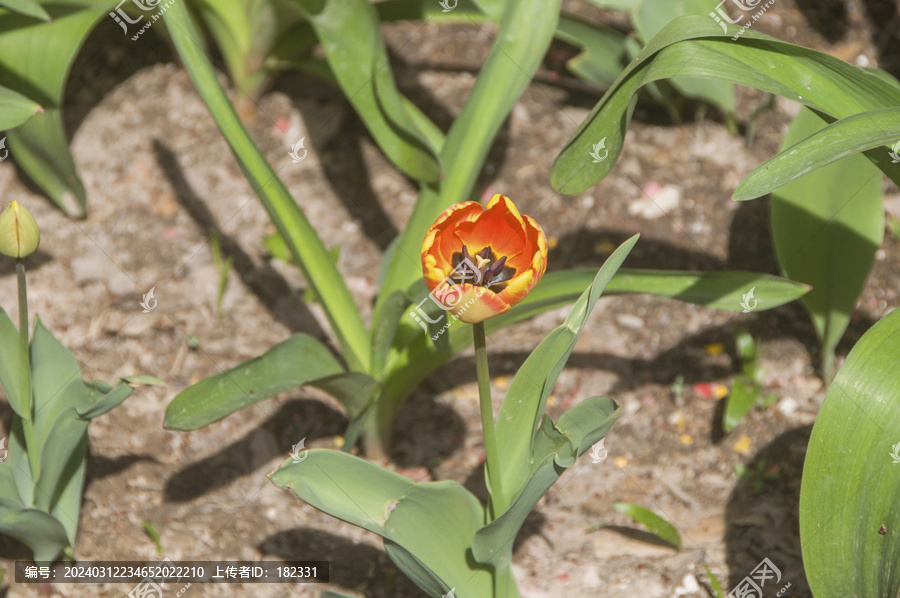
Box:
left=0, top=85, right=42, bottom=130
left=550, top=16, right=900, bottom=194
left=164, top=0, right=370, bottom=371
left=375, top=0, right=562, bottom=321
left=735, top=107, right=900, bottom=200
left=293, top=0, right=440, bottom=182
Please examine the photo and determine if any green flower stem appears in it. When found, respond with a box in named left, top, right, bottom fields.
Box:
left=473, top=322, right=505, bottom=521
left=16, top=260, right=38, bottom=479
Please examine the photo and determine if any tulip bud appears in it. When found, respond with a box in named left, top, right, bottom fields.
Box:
left=0, top=201, right=40, bottom=258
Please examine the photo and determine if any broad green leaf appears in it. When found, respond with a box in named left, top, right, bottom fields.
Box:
left=585, top=0, right=640, bottom=8
left=310, top=372, right=380, bottom=449
left=164, top=0, right=370, bottom=371
left=494, top=235, right=637, bottom=506
left=32, top=409, right=85, bottom=513
left=269, top=450, right=497, bottom=597
left=799, top=308, right=900, bottom=597
left=0, top=0, right=50, bottom=20
left=630, top=0, right=735, bottom=115
left=0, top=85, right=42, bottom=130
left=613, top=502, right=681, bottom=550
left=164, top=334, right=347, bottom=430
left=292, top=0, right=440, bottom=182
left=550, top=16, right=900, bottom=194
left=117, top=374, right=167, bottom=387
left=0, top=505, right=69, bottom=561
left=46, top=432, right=88, bottom=544
left=0, top=1, right=113, bottom=217
left=735, top=107, right=900, bottom=200
left=473, top=398, right=618, bottom=567
left=771, top=108, right=883, bottom=376
left=556, top=14, right=628, bottom=90
left=375, top=0, right=562, bottom=322
left=0, top=309, right=26, bottom=418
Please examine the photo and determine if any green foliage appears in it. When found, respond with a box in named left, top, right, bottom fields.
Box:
left=799, top=309, right=900, bottom=597
left=271, top=240, right=634, bottom=596
left=550, top=16, right=900, bottom=195
left=209, top=233, right=234, bottom=318
left=0, top=0, right=113, bottom=217
left=142, top=520, right=163, bottom=555
left=613, top=502, right=681, bottom=550
left=771, top=107, right=883, bottom=376
left=722, top=327, right=774, bottom=432
left=0, top=310, right=156, bottom=561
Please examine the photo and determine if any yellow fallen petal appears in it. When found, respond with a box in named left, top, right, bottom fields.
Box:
left=733, top=434, right=752, bottom=454
left=679, top=434, right=694, bottom=445
left=704, top=343, right=725, bottom=357
left=494, top=376, right=509, bottom=390
left=713, top=383, right=729, bottom=400
left=614, top=456, right=628, bottom=468
left=548, top=236, right=558, bottom=250
left=334, top=436, right=345, bottom=448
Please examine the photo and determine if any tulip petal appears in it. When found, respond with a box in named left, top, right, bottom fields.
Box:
left=445, top=284, right=510, bottom=324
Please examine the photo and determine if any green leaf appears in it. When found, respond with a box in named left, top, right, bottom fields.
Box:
left=550, top=16, right=900, bottom=195
left=555, top=13, right=628, bottom=89
left=613, top=502, right=681, bottom=550
left=293, top=0, right=440, bottom=182
left=0, top=85, right=42, bottom=130
left=76, top=384, right=133, bottom=419
left=473, top=397, right=619, bottom=567
left=0, top=0, right=50, bottom=21
left=309, top=372, right=380, bottom=449
left=799, top=308, right=900, bottom=597
left=0, top=1, right=113, bottom=217
left=630, top=0, right=735, bottom=114
left=164, top=0, right=371, bottom=372
left=191, top=0, right=305, bottom=99
left=723, top=374, right=760, bottom=433
left=117, top=375, right=167, bottom=387
left=494, top=235, right=637, bottom=505
left=735, top=107, right=900, bottom=200
left=375, top=0, right=562, bottom=323
left=0, top=504, right=70, bottom=561
left=370, top=291, right=411, bottom=374
left=0, top=309, right=26, bottom=418
left=269, top=450, right=498, bottom=596
left=771, top=107, right=883, bottom=376
left=164, top=333, right=348, bottom=430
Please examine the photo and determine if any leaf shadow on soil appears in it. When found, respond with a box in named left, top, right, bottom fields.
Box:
left=151, top=140, right=330, bottom=345
left=163, top=395, right=465, bottom=502
left=858, top=0, right=900, bottom=79
left=723, top=424, right=813, bottom=597
left=258, top=527, right=424, bottom=598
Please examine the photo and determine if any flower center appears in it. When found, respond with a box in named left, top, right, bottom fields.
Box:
left=450, top=245, right=516, bottom=290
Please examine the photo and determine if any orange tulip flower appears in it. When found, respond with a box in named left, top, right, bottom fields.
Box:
left=421, top=194, right=548, bottom=324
